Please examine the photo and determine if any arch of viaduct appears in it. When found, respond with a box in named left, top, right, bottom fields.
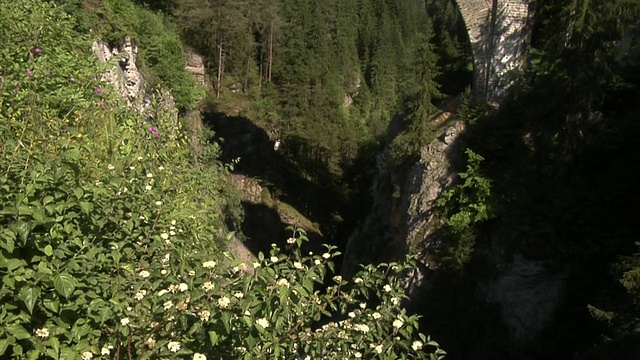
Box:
left=454, top=0, right=533, bottom=106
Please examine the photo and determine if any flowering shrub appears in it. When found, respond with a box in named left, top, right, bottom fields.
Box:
left=0, top=0, right=444, bottom=359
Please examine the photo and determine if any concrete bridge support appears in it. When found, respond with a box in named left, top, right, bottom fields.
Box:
left=456, top=0, right=533, bottom=106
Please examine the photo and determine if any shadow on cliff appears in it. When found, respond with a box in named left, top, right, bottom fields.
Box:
left=202, top=111, right=372, bottom=262
left=404, top=4, right=640, bottom=358
left=447, top=64, right=640, bottom=359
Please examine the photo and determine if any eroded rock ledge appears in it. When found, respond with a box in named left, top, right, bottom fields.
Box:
left=342, top=118, right=567, bottom=343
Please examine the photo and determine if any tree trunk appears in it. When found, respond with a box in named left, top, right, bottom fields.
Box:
left=215, top=5, right=224, bottom=99
left=259, top=50, right=263, bottom=89
left=244, top=19, right=252, bottom=92
left=217, top=39, right=224, bottom=99
left=268, top=20, right=273, bottom=83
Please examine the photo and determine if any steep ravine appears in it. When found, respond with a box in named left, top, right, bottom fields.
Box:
left=94, top=37, right=566, bottom=358
left=203, top=111, right=367, bottom=264
left=342, top=115, right=570, bottom=359
left=205, top=98, right=570, bottom=358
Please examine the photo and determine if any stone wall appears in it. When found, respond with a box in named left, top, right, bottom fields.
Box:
left=456, top=0, right=532, bottom=106
left=488, top=0, right=531, bottom=104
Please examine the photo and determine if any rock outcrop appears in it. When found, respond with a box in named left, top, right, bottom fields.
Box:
left=92, top=36, right=144, bottom=110
left=185, top=47, right=207, bottom=86
left=91, top=36, right=202, bottom=138
left=477, top=253, right=567, bottom=342
left=341, top=120, right=467, bottom=282
left=342, top=117, right=567, bottom=344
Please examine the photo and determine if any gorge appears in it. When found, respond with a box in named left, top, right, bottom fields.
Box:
left=1, top=0, right=639, bottom=359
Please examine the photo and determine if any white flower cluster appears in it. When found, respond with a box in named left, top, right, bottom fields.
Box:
left=232, top=262, right=247, bottom=273
left=167, top=341, right=181, bottom=352
left=134, top=289, right=147, bottom=301
left=255, top=318, right=270, bottom=328
left=412, top=340, right=423, bottom=351
left=202, top=281, right=214, bottom=292
left=199, top=310, right=211, bottom=322
left=35, top=328, right=49, bottom=339
left=393, top=317, right=404, bottom=329
left=354, top=324, right=370, bottom=333
left=217, top=296, right=230, bottom=308
left=101, top=345, right=113, bottom=355
left=202, top=260, right=217, bottom=268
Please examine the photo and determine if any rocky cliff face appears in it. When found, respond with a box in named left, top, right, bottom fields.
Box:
left=92, top=36, right=144, bottom=109
left=185, top=47, right=207, bottom=87
left=91, top=36, right=206, bottom=133
left=342, top=117, right=567, bottom=346
left=341, top=120, right=466, bottom=283
left=477, top=252, right=567, bottom=342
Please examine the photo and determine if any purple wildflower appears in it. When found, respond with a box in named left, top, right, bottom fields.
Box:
left=147, top=126, right=160, bottom=138
left=99, top=101, right=105, bottom=107
left=69, top=77, right=76, bottom=83
left=26, top=70, right=33, bottom=77
left=34, top=47, right=41, bottom=54
left=94, top=87, right=102, bottom=95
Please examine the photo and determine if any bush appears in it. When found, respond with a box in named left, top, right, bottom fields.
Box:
left=435, top=149, right=495, bottom=269
left=0, top=1, right=444, bottom=358
left=52, top=0, right=204, bottom=111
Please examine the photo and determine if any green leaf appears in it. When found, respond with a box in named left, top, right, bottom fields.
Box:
left=99, top=306, right=112, bottom=323
left=2, top=275, right=15, bottom=289
left=73, top=188, right=83, bottom=199
left=32, top=208, right=45, bottom=222
left=221, top=312, right=231, bottom=333
left=44, top=245, right=53, bottom=256
left=79, top=202, right=92, bottom=215
left=0, top=229, right=15, bottom=253
left=43, top=297, right=60, bottom=314
left=1, top=258, right=27, bottom=271
left=27, top=349, right=40, bottom=360
left=60, top=347, right=77, bottom=360
left=275, top=316, right=285, bottom=332
left=0, top=238, right=14, bottom=254
left=13, top=221, right=31, bottom=245
left=53, top=273, right=75, bottom=298
left=0, top=337, right=14, bottom=356
left=6, top=324, right=31, bottom=340
left=45, top=348, right=59, bottom=359
left=17, top=205, right=32, bottom=216
left=208, top=331, right=219, bottom=346
left=19, top=286, right=40, bottom=314
left=48, top=336, right=60, bottom=358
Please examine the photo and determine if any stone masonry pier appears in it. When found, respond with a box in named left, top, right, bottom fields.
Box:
left=455, top=0, right=533, bottom=106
